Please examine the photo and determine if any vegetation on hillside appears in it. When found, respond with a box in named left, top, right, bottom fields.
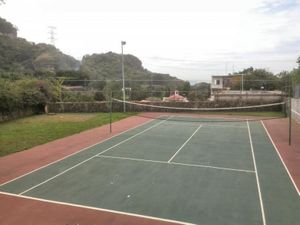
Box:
left=79, top=52, right=189, bottom=100
left=0, top=16, right=300, bottom=122
left=0, top=78, right=58, bottom=118
left=0, top=17, right=17, bottom=36
left=0, top=17, right=79, bottom=76
left=0, top=35, right=79, bottom=75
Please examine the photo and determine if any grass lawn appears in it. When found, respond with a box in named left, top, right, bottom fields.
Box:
left=0, top=112, right=136, bottom=157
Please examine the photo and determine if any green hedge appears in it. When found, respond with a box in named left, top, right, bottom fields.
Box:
left=0, top=78, right=57, bottom=121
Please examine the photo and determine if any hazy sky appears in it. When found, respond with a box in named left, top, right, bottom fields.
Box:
left=1, top=0, right=300, bottom=82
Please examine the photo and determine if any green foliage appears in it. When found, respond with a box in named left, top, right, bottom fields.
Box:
left=231, top=68, right=281, bottom=91
left=33, top=44, right=79, bottom=72
left=291, top=68, right=300, bottom=85
left=0, top=17, right=16, bottom=36
left=80, top=52, right=185, bottom=100
left=0, top=24, right=79, bottom=75
left=56, top=70, right=89, bottom=86
left=189, top=82, right=211, bottom=100
left=0, top=78, right=57, bottom=115
left=62, top=91, right=95, bottom=102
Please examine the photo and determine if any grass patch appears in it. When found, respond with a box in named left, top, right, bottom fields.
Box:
left=0, top=112, right=136, bottom=157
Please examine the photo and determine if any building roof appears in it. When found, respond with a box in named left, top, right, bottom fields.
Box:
left=163, top=90, right=188, bottom=102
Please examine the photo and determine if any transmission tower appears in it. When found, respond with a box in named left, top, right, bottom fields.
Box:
left=48, top=26, right=57, bottom=46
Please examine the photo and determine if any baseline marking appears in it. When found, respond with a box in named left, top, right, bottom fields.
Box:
left=0, top=191, right=195, bottom=225
left=18, top=118, right=171, bottom=195
left=168, top=124, right=203, bottom=163
left=246, top=121, right=266, bottom=225
left=0, top=116, right=162, bottom=187
left=96, top=155, right=255, bottom=173
left=261, top=121, right=300, bottom=196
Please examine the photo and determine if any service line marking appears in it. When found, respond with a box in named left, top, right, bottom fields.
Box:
left=96, top=155, right=255, bottom=173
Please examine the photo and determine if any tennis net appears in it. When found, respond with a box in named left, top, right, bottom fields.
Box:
left=112, top=98, right=286, bottom=122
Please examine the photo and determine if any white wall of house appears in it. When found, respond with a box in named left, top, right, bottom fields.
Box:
left=211, top=77, right=223, bottom=89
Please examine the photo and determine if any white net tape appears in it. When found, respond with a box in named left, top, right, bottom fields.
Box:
left=113, top=98, right=285, bottom=111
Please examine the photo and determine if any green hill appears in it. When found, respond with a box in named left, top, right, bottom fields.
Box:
left=0, top=17, right=79, bottom=77
left=0, top=16, right=190, bottom=101
left=79, top=52, right=187, bottom=100
left=0, top=17, right=17, bottom=38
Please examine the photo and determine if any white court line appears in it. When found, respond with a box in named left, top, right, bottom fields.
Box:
left=18, top=118, right=171, bottom=195
left=96, top=155, right=255, bottom=174
left=170, top=161, right=255, bottom=174
left=261, top=121, right=300, bottom=196
left=0, top=116, right=164, bottom=187
left=0, top=191, right=195, bottom=225
left=165, top=121, right=247, bottom=129
left=202, top=124, right=247, bottom=129
left=246, top=121, right=266, bottom=225
left=168, top=124, right=203, bottom=163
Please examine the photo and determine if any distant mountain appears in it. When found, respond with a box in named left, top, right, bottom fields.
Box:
left=80, top=52, right=187, bottom=100
left=81, top=52, right=181, bottom=83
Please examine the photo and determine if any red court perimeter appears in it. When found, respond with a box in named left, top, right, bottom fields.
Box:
left=0, top=114, right=299, bottom=225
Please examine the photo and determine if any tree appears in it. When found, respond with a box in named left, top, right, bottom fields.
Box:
left=231, top=67, right=280, bottom=91
left=292, top=68, right=300, bottom=85
left=179, top=81, right=191, bottom=97
left=297, top=56, right=300, bottom=68
left=189, top=82, right=210, bottom=100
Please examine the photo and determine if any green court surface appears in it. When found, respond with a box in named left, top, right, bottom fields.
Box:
left=1, top=116, right=299, bottom=225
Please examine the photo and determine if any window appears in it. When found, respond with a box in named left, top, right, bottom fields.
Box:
left=215, top=79, right=220, bottom=85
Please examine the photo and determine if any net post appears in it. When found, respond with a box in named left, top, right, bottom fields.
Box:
left=289, top=74, right=292, bottom=146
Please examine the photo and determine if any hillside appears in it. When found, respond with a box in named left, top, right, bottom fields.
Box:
left=0, top=17, right=190, bottom=101
left=80, top=52, right=187, bottom=100
left=0, top=17, right=17, bottom=38
left=0, top=17, right=79, bottom=76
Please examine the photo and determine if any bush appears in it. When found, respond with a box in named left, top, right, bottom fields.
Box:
left=0, top=78, right=57, bottom=120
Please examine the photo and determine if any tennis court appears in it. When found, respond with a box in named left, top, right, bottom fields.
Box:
left=0, top=115, right=299, bottom=225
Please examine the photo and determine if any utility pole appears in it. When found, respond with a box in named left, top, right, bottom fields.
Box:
left=121, top=41, right=126, bottom=112
left=48, top=26, right=57, bottom=46
left=242, top=73, right=244, bottom=94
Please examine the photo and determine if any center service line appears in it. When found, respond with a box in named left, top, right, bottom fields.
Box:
left=168, top=124, right=203, bottom=163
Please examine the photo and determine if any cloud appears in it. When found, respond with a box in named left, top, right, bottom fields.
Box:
left=0, top=0, right=300, bottom=82
left=257, top=0, right=300, bottom=13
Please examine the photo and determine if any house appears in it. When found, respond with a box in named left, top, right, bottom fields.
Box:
left=210, top=75, right=284, bottom=102
left=163, top=90, right=188, bottom=102
left=211, top=75, right=235, bottom=92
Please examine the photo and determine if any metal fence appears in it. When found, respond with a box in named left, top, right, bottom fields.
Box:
left=294, top=85, right=300, bottom=98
